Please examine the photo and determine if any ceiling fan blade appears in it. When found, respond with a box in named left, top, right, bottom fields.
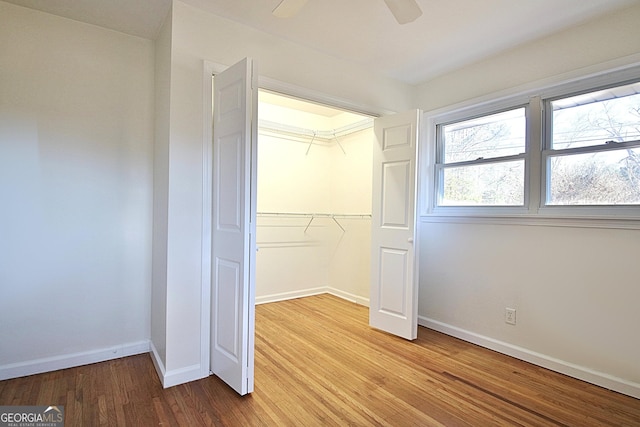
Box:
left=383, top=0, right=422, bottom=24
left=272, top=0, right=309, bottom=18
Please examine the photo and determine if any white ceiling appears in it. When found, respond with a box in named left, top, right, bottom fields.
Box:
left=4, top=0, right=637, bottom=85
left=3, top=0, right=172, bottom=39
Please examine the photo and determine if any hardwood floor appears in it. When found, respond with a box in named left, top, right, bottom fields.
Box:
left=1, top=294, right=639, bottom=426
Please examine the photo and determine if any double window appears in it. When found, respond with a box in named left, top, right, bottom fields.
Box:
left=431, top=73, right=640, bottom=219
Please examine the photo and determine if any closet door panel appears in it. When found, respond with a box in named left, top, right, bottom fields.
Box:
left=370, top=110, right=420, bottom=341
left=211, top=57, right=256, bottom=396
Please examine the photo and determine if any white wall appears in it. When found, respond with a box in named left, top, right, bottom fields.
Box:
left=0, top=2, right=154, bottom=377
left=173, top=2, right=412, bottom=116
left=151, top=8, right=172, bottom=372
left=419, top=223, right=640, bottom=383
left=415, top=3, right=640, bottom=397
left=255, top=120, right=336, bottom=301
left=415, top=3, right=640, bottom=111
left=326, top=129, right=373, bottom=301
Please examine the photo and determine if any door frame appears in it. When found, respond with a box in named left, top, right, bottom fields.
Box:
left=200, top=60, right=410, bottom=377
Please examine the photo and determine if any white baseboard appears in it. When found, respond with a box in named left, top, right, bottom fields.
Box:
left=419, top=316, right=640, bottom=400
left=162, top=364, right=204, bottom=388
left=149, top=340, right=166, bottom=386
left=149, top=341, right=205, bottom=388
left=256, top=287, right=370, bottom=307
left=326, top=287, right=370, bottom=307
left=255, top=287, right=328, bottom=305
left=0, top=341, right=150, bottom=381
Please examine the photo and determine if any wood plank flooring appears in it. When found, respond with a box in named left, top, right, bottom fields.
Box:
left=1, top=294, right=639, bottom=426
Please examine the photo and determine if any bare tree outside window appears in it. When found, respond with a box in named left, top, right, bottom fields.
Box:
left=440, top=108, right=525, bottom=206
left=548, top=85, right=640, bottom=205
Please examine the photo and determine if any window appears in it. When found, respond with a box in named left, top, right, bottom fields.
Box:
left=436, top=107, right=527, bottom=207
left=428, top=69, right=640, bottom=221
left=544, top=81, right=640, bottom=206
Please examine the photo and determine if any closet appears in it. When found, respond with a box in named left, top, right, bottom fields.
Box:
left=256, top=91, right=373, bottom=306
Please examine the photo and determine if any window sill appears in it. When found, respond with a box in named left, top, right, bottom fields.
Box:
left=420, top=212, right=640, bottom=230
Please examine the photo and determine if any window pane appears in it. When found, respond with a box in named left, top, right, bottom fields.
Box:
left=548, top=148, right=640, bottom=205
left=442, top=108, right=526, bottom=163
left=441, top=160, right=524, bottom=206
left=551, top=81, right=640, bottom=149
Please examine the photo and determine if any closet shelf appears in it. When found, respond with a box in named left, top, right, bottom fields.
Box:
left=256, top=212, right=372, bottom=234
left=258, top=118, right=373, bottom=142
left=258, top=118, right=373, bottom=155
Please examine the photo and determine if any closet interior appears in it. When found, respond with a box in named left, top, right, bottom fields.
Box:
left=256, top=90, right=374, bottom=306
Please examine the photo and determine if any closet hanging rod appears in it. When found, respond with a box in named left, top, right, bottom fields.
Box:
left=257, top=212, right=371, bottom=234
left=257, top=212, right=371, bottom=218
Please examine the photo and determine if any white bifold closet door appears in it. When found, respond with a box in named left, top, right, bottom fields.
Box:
left=211, top=57, right=420, bottom=394
left=211, top=58, right=257, bottom=396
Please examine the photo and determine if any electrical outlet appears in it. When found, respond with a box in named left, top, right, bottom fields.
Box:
left=505, top=308, right=516, bottom=325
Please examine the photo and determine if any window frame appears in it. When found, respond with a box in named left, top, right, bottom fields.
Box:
left=429, top=96, right=535, bottom=217
left=435, top=105, right=530, bottom=209
left=423, top=64, right=640, bottom=225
